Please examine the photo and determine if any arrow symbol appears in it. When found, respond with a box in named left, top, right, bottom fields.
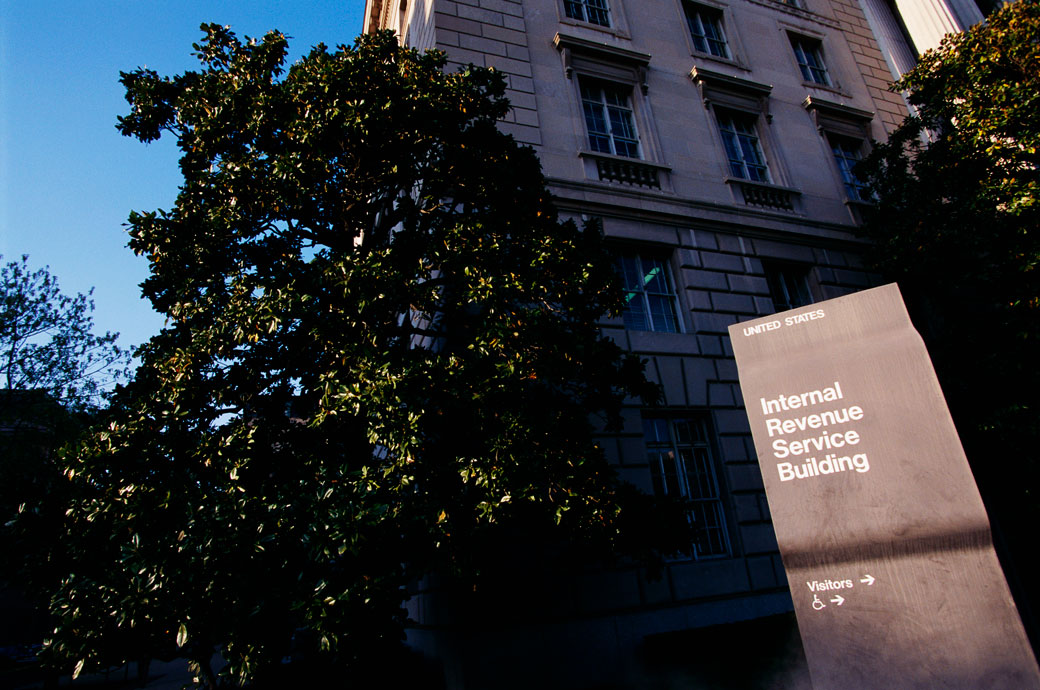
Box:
left=860, top=574, right=876, bottom=586
left=831, top=595, right=845, bottom=606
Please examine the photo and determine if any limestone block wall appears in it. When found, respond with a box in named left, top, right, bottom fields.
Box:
left=430, top=0, right=543, bottom=143
left=591, top=217, right=875, bottom=621
left=826, top=0, right=912, bottom=132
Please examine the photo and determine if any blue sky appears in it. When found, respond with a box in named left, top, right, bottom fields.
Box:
left=1, top=1, right=368, bottom=355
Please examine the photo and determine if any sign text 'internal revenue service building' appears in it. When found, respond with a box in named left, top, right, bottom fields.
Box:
left=729, top=284, right=1039, bottom=689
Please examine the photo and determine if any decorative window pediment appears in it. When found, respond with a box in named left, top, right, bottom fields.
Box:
left=554, top=32, right=651, bottom=91
left=690, top=66, right=771, bottom=117
left=802, top=96, right=873, bottom=139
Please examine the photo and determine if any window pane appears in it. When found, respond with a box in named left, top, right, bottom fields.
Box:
left=746, top=161, right=768, bottom=183
left=674, top=420, right=692, bottom=445
left=648, top=295, right=679, bottom=333
left=640, top=260, right=667, bottom=293
left=689, top=447, right=715, bottom=499
left=688, top=15, right=708, bottom=53
left=566, top=0, right=610, bottom=26
left=615, top=253, right=679, bottom=333
left=622, top=303, right=650, bottom=331
left=662, top=451, right=683, bottom=497
left=644, top=418, right=669, bottom=444
left=580, top=80, right=640, bottom=159
left=719, top=127, right=743, bottom=176
left=765, top=263, right=813, bottom=311
left=692, top=503, right=728, bottom=556
left=738, top=136, right=762, bottom=168
left=614, top=139, right=640, bottom=158
left=686, top=4, right=729, bottom=58
left=564, top=0, right=585, bottom=20
left=717, top=113, right=770, bottom=182
left=649, top=453, right=665, bottom=496
left=585, top=0, right=611, bottom=26
left=589, top=134, right=612, bottom=154
left=582, top=99, right=608, bottom=136
left=830, top=138, right=868, bottom=201
left=791, top=36, right=829, bottom=85
left=607, top=106, right=636, bottom=141
left=642, top=416, right=730, bottom=558
left=618, top=255, right=642, bottom=291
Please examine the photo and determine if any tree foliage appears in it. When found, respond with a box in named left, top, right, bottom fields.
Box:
left=43, top=26, right=677, bottom=686
left=1, top=253, right=130, bottom=556
left=1, top=255, right=131, bottom=411
left=858, top=0, right=1040, bottom=631
left=0, top=257, right=129, bottom=666
left=860, top=0, right=1039, bottom=445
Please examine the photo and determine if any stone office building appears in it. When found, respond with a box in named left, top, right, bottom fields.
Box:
left=360, top=0, right=974, bottom=687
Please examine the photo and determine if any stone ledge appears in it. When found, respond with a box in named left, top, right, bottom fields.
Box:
left=725, top=178, right=801, bottom=211
left=580, top=151, right=670, bottom=189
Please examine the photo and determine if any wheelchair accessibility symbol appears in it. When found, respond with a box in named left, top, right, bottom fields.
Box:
left=812, top=594, right=826, bottom=610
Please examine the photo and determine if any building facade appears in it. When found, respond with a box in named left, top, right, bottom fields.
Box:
left=360, top=0, right=985, bottom=686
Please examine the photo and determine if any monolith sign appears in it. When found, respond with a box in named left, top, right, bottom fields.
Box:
left=728, top=284, right=1039, bottom=689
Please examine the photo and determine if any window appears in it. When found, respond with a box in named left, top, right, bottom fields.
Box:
left=684, top=3, right=729, bottom=58
left=643, top=416, right=730, bottom=558
left=565, top=0, right=611, bottom=26
left=803, top=97, right=874, bottom=210
left=790, top=35, right=830, bottom=85
left=765, top=263, right=813, bottom=312
left=581, top=79, right=641, bottom=158
left=829, top=137, right=870, bottom=201
left=692, top=68, right=794, bottom=207
left=717, top=111, right=770, bottom=182
left=616, top=252, right=680, bottom=332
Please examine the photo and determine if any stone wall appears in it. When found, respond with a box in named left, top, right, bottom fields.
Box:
left=431, top=0, right=542, bottom=143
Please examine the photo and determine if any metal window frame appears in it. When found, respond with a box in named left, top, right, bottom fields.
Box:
left=829, top=136, right=869, bottom=201
left=791, top=35, right=830, bottom=85
left=684, top=2, right=730, bottom=58
left=716, top=111, right=771, bottom=182
left=644, top=415, right=731, bottom=559
left=580, top=79, right=642, bottom=159
left=616, top=252, right=681, bottom=333
left=565, top=0, right=612, bottom=26
left=764, top=262, right=813, bottom=312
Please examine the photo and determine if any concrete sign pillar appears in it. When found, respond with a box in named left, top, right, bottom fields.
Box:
left=728, top=284, right=1039, bottom=689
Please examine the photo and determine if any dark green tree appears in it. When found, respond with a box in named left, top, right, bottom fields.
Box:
left=858, top=0, right=1039, bottom=635
left=43, top=26, right=678, bottom=686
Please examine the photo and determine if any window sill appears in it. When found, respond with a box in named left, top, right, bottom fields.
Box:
left=690, top=52, right=751, bottom=72
left=625, top=329, right=697, bottom=352
left=725, top=178, right=801, bottom=211
left=800, top=80, right=850, bottom=100
left=558, top=16, right=631, bottom=40
left=554, top=32, right=649, bottom=66
left=844, top=197, right=874, bottom=224
left=749, top=0, right=828, bottom=22
left=690, top=66, right=772, bottom=98
left=580, top=151, right=670, bottom=188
